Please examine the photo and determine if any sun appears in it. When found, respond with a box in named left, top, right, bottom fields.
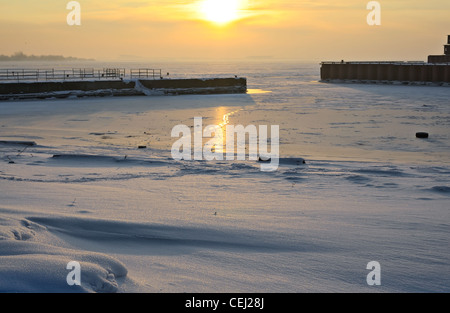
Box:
left=200, top=0, right=242, bottom=25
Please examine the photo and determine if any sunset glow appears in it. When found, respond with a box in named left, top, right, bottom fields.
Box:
left=0, top=0, right=449, bottom=60
left=199, top=0, right=242, bottom=25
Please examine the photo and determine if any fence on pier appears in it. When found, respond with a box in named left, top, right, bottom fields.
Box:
left=130, top=69, right=162, bottom=79
left=0, top=68, right=162, bottom=82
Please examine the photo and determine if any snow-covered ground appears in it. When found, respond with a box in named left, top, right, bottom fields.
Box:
left=0, top=62, right=449, bottom=292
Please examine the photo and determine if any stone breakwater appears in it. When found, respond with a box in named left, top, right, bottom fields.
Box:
left=0, top=77, right=247, bottom=100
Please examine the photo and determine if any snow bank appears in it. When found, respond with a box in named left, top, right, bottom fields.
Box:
left=0, top=216, right=127, bottom=293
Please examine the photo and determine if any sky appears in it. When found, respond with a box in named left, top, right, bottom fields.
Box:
left=0, top=0, right=449, bottom=61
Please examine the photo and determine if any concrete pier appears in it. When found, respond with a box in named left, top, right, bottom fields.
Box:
left=322, top=35, right=450, bottom=86
left=0, top=77, right=247, bottom=101
left=320, top=62, right=450, bottom=85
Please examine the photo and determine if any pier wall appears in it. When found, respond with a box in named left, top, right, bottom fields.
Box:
left=0, top=78, right=247, bottom=101
left=320, top=63, right=450, bottom=84
left=428, top=55, right=450, bottom=63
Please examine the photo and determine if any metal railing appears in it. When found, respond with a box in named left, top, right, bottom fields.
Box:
left=0, top=68, right=162, bottom=82
left=130, top=69, right=162, bottom=79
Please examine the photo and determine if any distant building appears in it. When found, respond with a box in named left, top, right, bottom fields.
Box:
left=445, top=35, right=450, bottom=55
left=428, top=35, right=450, bottom=63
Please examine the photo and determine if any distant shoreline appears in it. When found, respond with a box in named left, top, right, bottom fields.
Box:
left=0, top=52, right=94, bottom=62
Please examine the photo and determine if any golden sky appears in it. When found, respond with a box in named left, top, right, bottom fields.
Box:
left=0, top=0, right=449, bottom=61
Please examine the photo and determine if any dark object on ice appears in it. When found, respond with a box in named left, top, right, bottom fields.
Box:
left=280, top=158, right=306, bottom=165
left=431, top=186, right=450, bottom=193
left=8, top=161, right=15, bottom=164
left=258, top=157, right=307, bottom=165
left=0, top=140, right=36, bottom=146
left=416, top=132, right=429, bottom=139
left=52, top=154, right=118, bottom=161
left=138, top=146, right=147, bottom=149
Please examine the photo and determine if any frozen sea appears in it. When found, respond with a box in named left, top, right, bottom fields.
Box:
left=0, top=61, right=449, bottom=293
